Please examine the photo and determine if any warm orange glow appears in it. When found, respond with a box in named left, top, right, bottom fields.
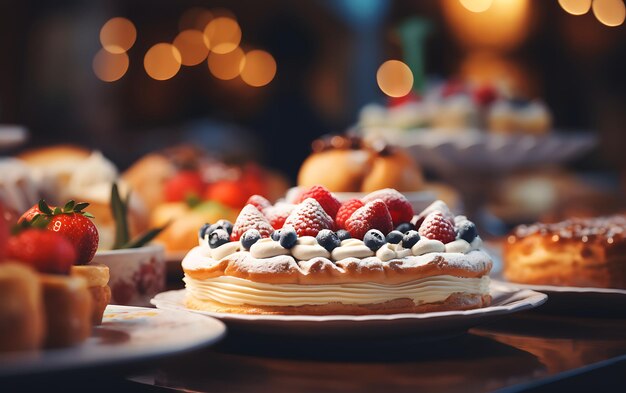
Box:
left=558, top=0, right=591, bottom=15
left=241, top=50, right=276, bottom=87
left=204, top=17, right=242, bottom=54
left=443, top=0, right=530, bottom=50
left=208, top=47, right=245, bottom=80
left=93, top=49, right=129, bottom=82
left=376, top=60, right=414, bottom=98
left=144, top=43, right=182, bottom=81
left=592, top=0, right=625, bottom=26
left=459, top=0, right=493, bottom=13
left=100, top=17, right=136, bottom=54
left=173, top=30, right=210, bottom=66
left=178, top=7, right=214, bottom=31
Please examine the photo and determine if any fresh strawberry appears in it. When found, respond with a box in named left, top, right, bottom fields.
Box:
left=164, top=171, right=205, bottom=202
left=295, top=185, right=341, bottom=219
left=335, top=199, right=364, bottom=230
left=19, top=200, right=99, bottom=264
left=0, top=203, right=8, bottom=260
left=362, top=189, right=414, bottom=227
left=283, top=198, right=334, bottom=237
left=230, top=204, right=274, bottom=241
left=264, top=203, right=295, bottom=230
left=344, top=200, right=393, bottom=240
left=441, top=80, right=466, bottom=98
left=411, top=200, right=454, bottom=229
left=6, top=229, right=77, bottom=274
left=418, top=211, right=456, bottom=244
left=388, top=91, right=420, bottom=107
left=246, top=194, right=272, bottom=212
left=473, top=84, right=498, bottom=106
left=205, top=180, right=250, bottom=210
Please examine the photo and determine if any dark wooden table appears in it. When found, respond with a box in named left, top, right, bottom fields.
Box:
left=124, top=311, right=626, bottom=393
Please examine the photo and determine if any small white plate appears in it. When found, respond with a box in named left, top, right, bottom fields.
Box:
left=151, top=282, right=546, bottom=338
left=494, top=280, right=626, bottom=316
left=0, top=305, right=226, bottom=378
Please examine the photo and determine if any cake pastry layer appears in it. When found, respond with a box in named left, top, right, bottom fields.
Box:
left=504, top=215, right=626, bottom=289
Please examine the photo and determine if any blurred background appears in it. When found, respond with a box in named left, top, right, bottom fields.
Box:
left=0, top=0, right=625, bottom=242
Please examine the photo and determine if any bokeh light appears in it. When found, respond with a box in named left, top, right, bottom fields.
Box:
left=241, top=50, right=276, bottom=87
left=459, top=0, right=494, bottom=13
left=376, top=60, right=414, bottom=98
left=204, top=17, right=242, bottom=54
left=144, top=43, right=182, bottom=81
left=93, top=49, right=129, bottom=82
left=173, top=30, right=210, bottom=66
left=592, top=0, right=626, bottom=26
left=208, top=47, right=245, bottom=80
left=558, top=0, right=592, bottom=15
left=178, top=7, right=214, bottom=31
left=100, top=17, right=136, bottom=54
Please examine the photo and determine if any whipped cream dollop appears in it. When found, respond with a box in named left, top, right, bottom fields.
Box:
left=250, top=238, right=289, bottom=259
left=332, top=239, right=374, bottom=260
left=184, top=274, right=490, bottom=307
left=291, top=236, right=330, bottom=260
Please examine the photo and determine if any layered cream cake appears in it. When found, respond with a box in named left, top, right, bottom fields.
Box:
left=182, top=186, right=492, bottom=315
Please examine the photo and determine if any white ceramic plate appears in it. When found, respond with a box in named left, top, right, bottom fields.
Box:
left=0, top=305, right=226, bottom=378
left=151, top=282, right=546, bottom=338
left=494, top=280, right=626, bottom=315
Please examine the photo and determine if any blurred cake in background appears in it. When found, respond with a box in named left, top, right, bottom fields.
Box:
left=14, top=145, right=148, bottom=250
left=359, top=79, right=552, bottom=135
left=123, top=145, right=290, bottom=255
left=298, top=135, right=423, bottom=193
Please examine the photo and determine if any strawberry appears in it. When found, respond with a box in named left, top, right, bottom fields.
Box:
left=362, top=189, right=413, bottom=227
left=0, top=203, right=8, bottom=260
left=418, top=211, right=456, bottom=244
left=344, top=200, right=393, bottom=240
left=473, top=84, right=498, bottom=106
left=411, top=200, right=454, bottom=229
left=230, top=204, right=274, bottom=241
left=295, top=185, right=341, bottom=219
left=263, top=203, right=295, bottom=230
left=205, top=180, right=250, bottom=210
left=335, top=199, right=364, bottom=230
left=164, top=171, right=205, bottom=202
left=283, top=198, right=334, bottom=237
left=19, top=200, right=99, bottom=264
left=246, top=194, right=272, bottom=212
left=6, top=229, right=77, bottom=274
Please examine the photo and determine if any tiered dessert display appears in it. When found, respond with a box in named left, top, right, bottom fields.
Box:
left=0, top=200, right=110, bottom=352
left=503, top=215, right=626, bottom=289
left=181, top=185, right=492, bottom=315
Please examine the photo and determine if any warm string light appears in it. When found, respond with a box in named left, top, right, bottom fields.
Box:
left=173, top=30, right=210, bottom=66
left=93, top=49, right=129, bottom=82
left=376, top=60, right=414, bottom=98
left=94, top=9, right=276, bottom=86
left=558, top=0, right=592, bottom=15
left=558, top=0, right=625, bottom=26
left=592, top=0, right=625, bottom=26
left=100, top=17, right=136, bottom=54
left=144, top=43, right=182, bottom=81
left=459, top=0, right=494, bottom=13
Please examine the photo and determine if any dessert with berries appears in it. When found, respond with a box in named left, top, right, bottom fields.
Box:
left=504, top=215, right=626, bottom=289
left=0, top=199, right=110, bottom=351
left=182, top=186, right=492, bottom=315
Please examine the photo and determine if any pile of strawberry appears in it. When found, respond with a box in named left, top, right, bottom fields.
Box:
left=228, top=185, right=415, bottom=241
left=220, top=185, right=478, bottom=249
left=0, top=200, right=99, bottom=274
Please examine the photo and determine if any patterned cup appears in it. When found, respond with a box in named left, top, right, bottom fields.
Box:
left=90, top=244, right=166, bottom=307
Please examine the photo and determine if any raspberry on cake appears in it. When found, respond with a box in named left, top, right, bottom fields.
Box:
left=181, top=188, right=492, bottom=315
